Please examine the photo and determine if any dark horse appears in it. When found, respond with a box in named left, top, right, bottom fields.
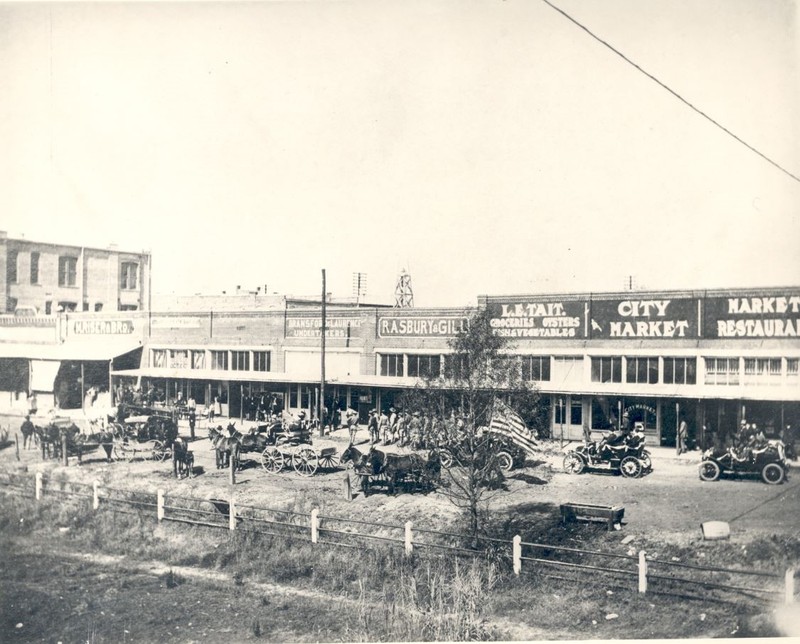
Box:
left=340, top=444, right=440, bottom=496
left=208, top=424, right=241, bottom=469
left=172, top=436, right=194, bottom=479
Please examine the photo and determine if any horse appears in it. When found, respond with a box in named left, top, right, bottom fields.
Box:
left=21, top=419, right=36, bottom=450
left=73, top=431, right=116, bottom=463
left=35, top=423, right=81, bottom=460
left=340, top=445, right=440, bottom=496
left=172, top=436, right=194, bottom=479
left=209, top=423, right=241, bottom=470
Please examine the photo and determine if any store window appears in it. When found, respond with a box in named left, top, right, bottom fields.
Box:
left=626, top=357, right=659, bottom=384
left=211, top=350, right=229, bottom=371
left=30, top=252, right=39, bottom=284
left=522, top=355, right=550, bottom=382
left=152, top=349, right=167, bottom=368
left=788, top=359, right=799, bottom=379
left=380, top=354, right=404, bottom=377
left=443, top=354, right=468, bottom=378
left=553, top=356, right=583, bottom=384
left=705, top=357, right=740, bottom=385
left=253, top=351, right=270, bottom=372
left=591, top=396, right=623, bottom=430
left=663, top=357, right=696, bottom=385
left=120, top=262, right=138, bottom=290
left=407, top=354, right=441, bottom=378
left=191, top=350, right=206, bottom=370
left=7, top=250, right=18, bottom=283
left=231, top=351, right=250, bottom=371
left=58, top=256, right=77, bottom=287
left=591, top=356, right=622, bottom=383
left=170, top=350, right=189, bottom=369
left=743, top=357, right=782, bottom=383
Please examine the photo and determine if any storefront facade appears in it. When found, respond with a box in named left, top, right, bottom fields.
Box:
left=3, top=286, right=797, bottom=446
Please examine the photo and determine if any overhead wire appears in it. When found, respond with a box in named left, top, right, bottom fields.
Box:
left=540, top=0, right=800, bottom=185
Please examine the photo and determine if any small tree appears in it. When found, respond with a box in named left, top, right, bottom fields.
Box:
left=399, top=308, right=541, bottom=544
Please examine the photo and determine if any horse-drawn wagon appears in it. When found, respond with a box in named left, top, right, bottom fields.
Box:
left=110, top=405, right=179, bottom=463
left=259, top=418, right=338, bottom=477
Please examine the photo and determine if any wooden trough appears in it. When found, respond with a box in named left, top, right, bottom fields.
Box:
left=560, top=502, right=624, bottom=531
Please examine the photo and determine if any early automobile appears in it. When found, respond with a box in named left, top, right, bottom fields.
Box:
left=563, top=429, right=651, bottom=478
left=699, top=439, right=787, bottom=485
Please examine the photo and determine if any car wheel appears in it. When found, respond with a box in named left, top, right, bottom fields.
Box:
left=699, top=460, right=721, bottom=482
left=563, top=452, right=585, bottom=474
left=619, top=456, right=642, bottom=478
left=761, top=462, right=785, bottom=485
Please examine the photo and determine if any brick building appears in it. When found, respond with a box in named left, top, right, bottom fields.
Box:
left=1, top=231, right=151, bottom=315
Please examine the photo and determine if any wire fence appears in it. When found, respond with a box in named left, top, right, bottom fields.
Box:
left=0, top=470, right=796, bottom=604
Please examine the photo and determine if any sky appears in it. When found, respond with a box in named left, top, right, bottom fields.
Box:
left=2, top=0, right=799, bottom=307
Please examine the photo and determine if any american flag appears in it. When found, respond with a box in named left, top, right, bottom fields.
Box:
left=489, top=399, right=538, bottom=456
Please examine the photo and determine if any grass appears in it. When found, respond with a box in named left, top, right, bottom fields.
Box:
left=0, top=489, right=795, bottom=641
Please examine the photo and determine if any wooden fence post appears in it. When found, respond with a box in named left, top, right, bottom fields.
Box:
left=311, top=509, right=319, bottom=544
left=786, top=567, right=795, bottom=604
left=229, top=451, right=236, bottom=486
left=61, top=434, right=68, bottom=466
left=343, top=473, right=352, bottom=501
left=513, top=535, right=521, bottom=575
left=404, top=521, right=413, bottom=557
left=638, top=550, right=648, bottom=594
left=93, top=480, right=100, bottom=510
left=35, top=472, right=42, bottom=500
left=229, top=497, right=236, bottom=532
left=157, top=489, right=165, bottom=522
left=15, top=434, right=20, bottom=461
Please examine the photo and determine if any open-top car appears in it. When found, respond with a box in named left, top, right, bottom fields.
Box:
left=563, top=428, right=651, bottom=478
left=699, top=439, right=787, bottom=485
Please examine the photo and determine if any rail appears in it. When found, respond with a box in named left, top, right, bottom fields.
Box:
left=0, top=471, right=795, bottom=605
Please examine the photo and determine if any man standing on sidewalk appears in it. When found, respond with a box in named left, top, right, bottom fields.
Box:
left=677, top=417, right=688, bottom=455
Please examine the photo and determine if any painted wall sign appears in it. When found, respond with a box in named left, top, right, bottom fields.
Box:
left=487, top=300, right=584, bottom=338
left=73, top=319, right=134, bottom=335
left=590, top=298, right=697, bottom=339
left=378, top=316, right=468, bottom=338
left=287, top=316, right=362, bottom=339
left=704, top=293, right=800, bottom=338
left=151, top=317, right=201, bottom=329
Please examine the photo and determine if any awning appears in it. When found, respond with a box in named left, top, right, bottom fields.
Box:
left=0, top=341, right=142, bottom=361
left=30, top=360, right=62, bottom=392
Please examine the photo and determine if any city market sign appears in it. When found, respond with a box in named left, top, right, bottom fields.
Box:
left=590, top=298, right=697, bottom=339
left=378, top=316, right=468, bottom=338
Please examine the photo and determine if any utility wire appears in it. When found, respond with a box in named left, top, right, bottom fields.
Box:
left=540, top=0, right=800, bottom=185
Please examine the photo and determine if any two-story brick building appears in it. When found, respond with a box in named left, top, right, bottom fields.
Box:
left=1, top=231, right=151, bottom=314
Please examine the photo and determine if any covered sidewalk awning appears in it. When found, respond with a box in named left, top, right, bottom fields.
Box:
left=0, top=341, right=143, bottom=361
left=110, top=367, right=422, bottom=389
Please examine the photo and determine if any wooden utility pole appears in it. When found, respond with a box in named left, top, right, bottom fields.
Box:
left=320, top=269, right=326, bottom=437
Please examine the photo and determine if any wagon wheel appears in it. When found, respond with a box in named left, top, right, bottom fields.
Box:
left=261, top=446, right=284, bottom=474
left=563, top=452, right=586, bottom=474
left=698, top=460, right=721, bottom=482
left=112, top=440, right=127, bottom=462
left=619, top=455, right=642, bottom=478
left=437, top=448, right=454, bottom=468
left=317, top=452, right=339, bottom=470
left=495, top=451, right=514, bottom=473
left=153, top=440, right=171, bottom=462
left=292, top=448, right=318, bottom=477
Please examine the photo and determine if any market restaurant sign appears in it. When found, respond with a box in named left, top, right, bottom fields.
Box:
left=487, top=301, right=584, bottom=338
left=72, top=319, right=135, bottom=335
left=590, top=298, right=697, bottom=339
left=287, top=316, right=363, bottom=339
left=378, top=316, right=468, bottom=338
left=704, top=293, right=800, bottom=338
